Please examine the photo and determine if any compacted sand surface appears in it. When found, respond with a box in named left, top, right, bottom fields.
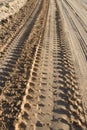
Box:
left=0, top=0, right=87, bottom=130
left=60, top=0, right=87, bottom=122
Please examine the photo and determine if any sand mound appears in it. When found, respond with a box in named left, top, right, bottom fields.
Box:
left=0, top=0, right=27, bottom=20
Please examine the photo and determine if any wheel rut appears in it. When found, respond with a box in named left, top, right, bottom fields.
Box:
left=15, top=0, right=87, bottom=130
left=0, top=0, right=39, bottom=53
left=62, top=0, right=87, bottom=60
left=0, top=0, right=49, bottom=129
left=0, top=0, right=87, bottom=130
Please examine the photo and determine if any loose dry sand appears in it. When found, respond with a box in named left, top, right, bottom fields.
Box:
left=0, top=0, right=27, bottom=20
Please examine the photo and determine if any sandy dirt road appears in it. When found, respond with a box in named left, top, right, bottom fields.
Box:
left=60, top=0, right=87, bottom=122
left=15, top=0, right=87, bottom=129
left=0, top=0, right=87, bottom=130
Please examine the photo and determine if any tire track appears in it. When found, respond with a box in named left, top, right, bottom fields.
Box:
left=0, top=0, right=43, bottom=87
left=59, top=0, right=87, bottom=123
left=64, top=0, right=87, bottom=32
left=0, top=0, right=39, bottom=53
left=0, top=0, right=49, bottom=129
left=16, top=0, right=87, bottom=129
left=14, top=0, right=50, bottom=129
left=62, top=0, right=87, bottom=60
left=52, top=0, right=86, bottom=129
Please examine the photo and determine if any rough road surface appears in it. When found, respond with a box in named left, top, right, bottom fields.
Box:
left=0, top=0, right=87, bottom=130
left=60, top=0, right=87, bottom=123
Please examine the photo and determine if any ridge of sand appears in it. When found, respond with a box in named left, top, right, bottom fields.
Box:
left=0, top=0, right=27, bottom=21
